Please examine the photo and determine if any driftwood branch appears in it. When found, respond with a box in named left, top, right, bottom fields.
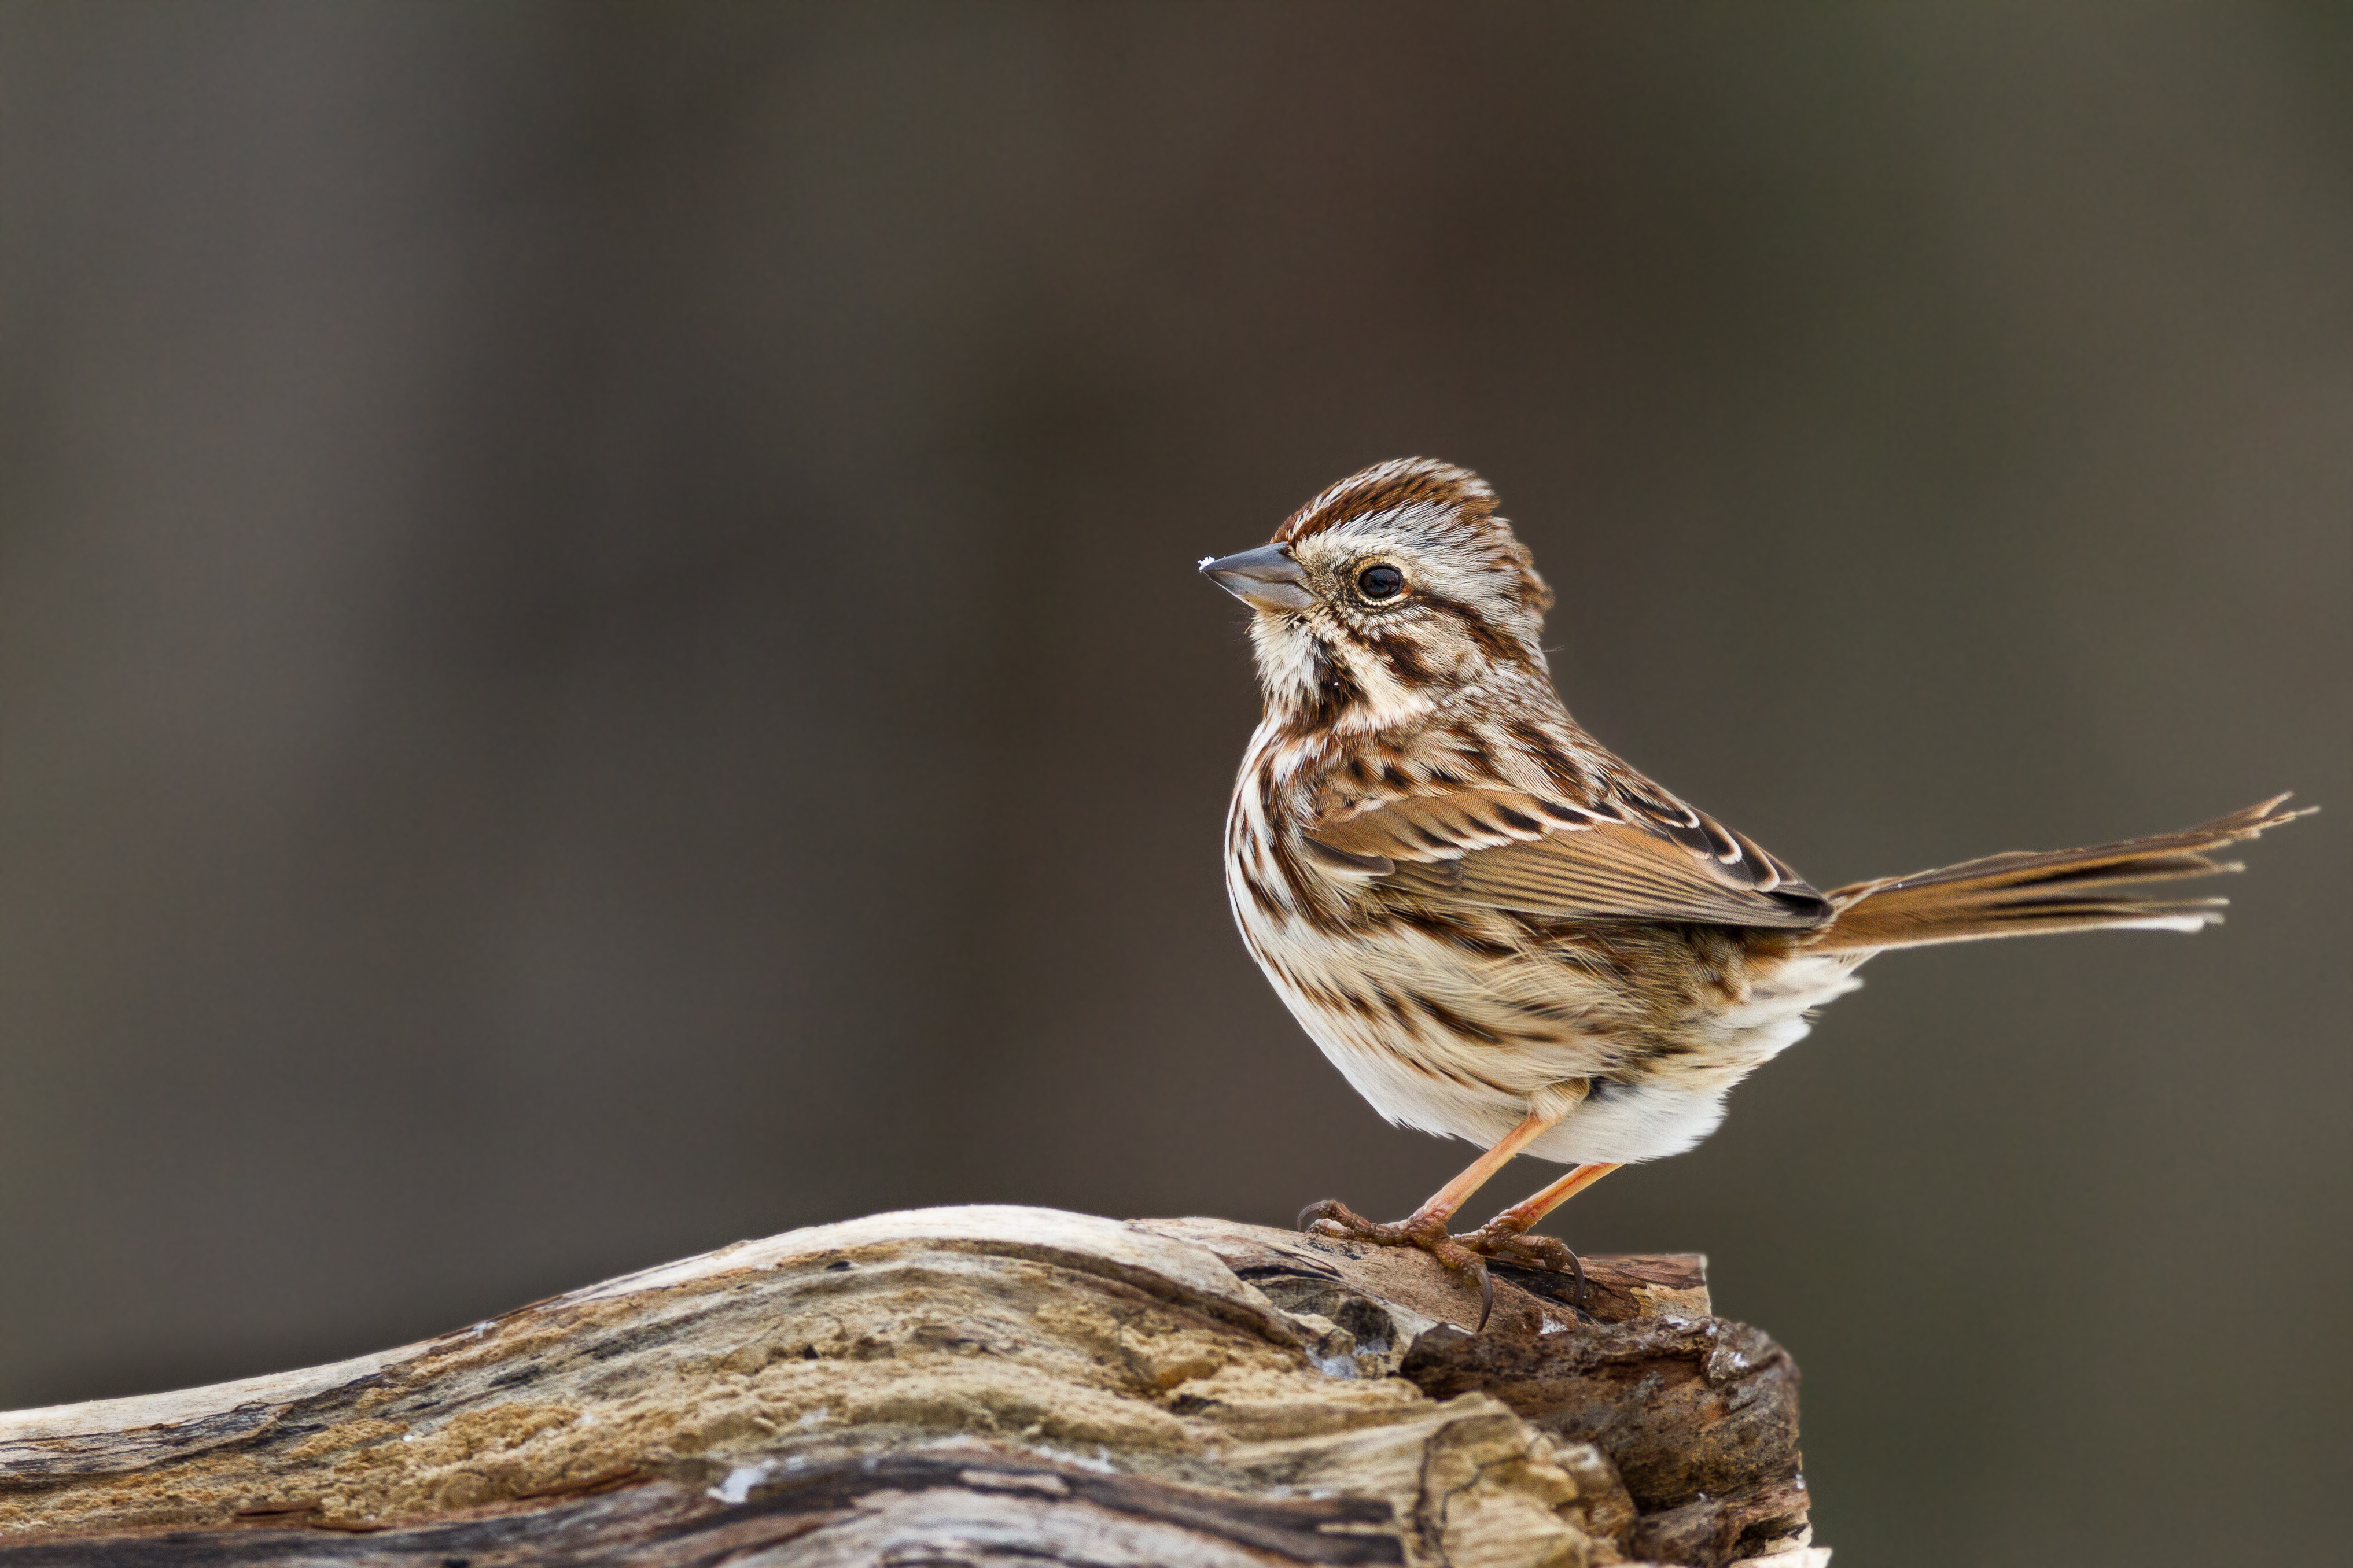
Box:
left=0, top=1207, right=1825, bottom=1566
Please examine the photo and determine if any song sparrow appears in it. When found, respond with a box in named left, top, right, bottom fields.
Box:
left=1202, top=457, right=2304, bottom=1324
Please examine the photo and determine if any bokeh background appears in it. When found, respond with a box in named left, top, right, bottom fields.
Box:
left=2, top=4, right=2348, bottom=1562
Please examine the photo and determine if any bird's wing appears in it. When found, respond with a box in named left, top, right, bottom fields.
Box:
left=1305, top=786, right=1833, bottom=928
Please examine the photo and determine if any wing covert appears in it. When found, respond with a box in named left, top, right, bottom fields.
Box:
left=1307, top=787, right=1832, bottom=929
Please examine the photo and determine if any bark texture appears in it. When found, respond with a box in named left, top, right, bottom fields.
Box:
left=0, top=1207, right=1825, bottom=1566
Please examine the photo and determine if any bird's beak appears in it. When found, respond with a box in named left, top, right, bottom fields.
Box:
left=1199, top=543, right=1314, bottom=612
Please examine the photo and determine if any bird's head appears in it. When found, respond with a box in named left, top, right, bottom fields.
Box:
left=1201, top=458, right=1555, bottom=731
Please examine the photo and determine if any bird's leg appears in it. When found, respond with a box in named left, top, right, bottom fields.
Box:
left=1454, top=1161, right=1624, bottom=1285
left=1299, top=1108, right=1562, bottom=1327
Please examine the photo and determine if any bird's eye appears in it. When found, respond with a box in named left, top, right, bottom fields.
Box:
left=1356, top=563, right=1405, bottom=600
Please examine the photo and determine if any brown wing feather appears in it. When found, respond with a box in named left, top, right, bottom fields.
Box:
left=1308, top=787, right=1833, bottom=928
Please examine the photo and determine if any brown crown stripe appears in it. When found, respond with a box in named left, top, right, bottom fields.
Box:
left=1275, top=459, right=1496, bottom=544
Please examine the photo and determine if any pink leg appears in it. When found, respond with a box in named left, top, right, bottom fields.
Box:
left=1482, top=1161, right=1623, bottom=1232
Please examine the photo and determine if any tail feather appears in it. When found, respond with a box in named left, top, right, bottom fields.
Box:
left=1810, top=795, right=2310, bottom=953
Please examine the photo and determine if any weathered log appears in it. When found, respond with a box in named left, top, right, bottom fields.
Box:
left=0, top=1207, right=1826, bottom=1566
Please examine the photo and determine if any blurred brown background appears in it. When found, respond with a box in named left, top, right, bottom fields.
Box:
left=1, top=3, right=2347, bottom=1562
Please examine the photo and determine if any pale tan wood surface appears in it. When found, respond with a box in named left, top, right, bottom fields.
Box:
left=0, top=1206, right=1825, bottom=1567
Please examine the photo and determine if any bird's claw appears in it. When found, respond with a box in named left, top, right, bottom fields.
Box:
left=1455, top=1218, right=1588, bottom=1307
left=1297, top=1198, right=1502, bottom=1331
left=1297, top=1198, right=1400, bottom=1244
left=1297, top=1200, right=1590, bottom=1328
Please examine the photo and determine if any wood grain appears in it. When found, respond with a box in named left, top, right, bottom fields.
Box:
left=0, top=1207, right=1824, bottom=1567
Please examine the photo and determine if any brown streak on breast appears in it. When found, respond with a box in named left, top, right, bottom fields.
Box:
left=1389, top=906, right=1518, bottom=959
left=1406, top=990, right=1503, bottom=1047
left=1239, top=862, right=1288, bottom=923
left=1369, top=981, right=1420, bottom=1037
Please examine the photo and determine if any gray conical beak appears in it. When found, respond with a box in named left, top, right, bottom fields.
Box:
left=1199, top=543, right=1314, bottom=612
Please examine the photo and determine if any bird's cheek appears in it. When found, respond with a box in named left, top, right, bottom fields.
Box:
left=1377, top=632, right=1464, bottom=691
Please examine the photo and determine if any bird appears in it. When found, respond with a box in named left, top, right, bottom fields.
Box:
left=1200, top=456, right=2306, bottom=1325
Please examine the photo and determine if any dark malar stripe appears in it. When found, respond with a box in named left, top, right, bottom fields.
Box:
left=1279, top=638, right=1367, bottom=736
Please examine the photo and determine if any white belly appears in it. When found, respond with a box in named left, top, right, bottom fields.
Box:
left=1243, top=906, right=1864, bottom=1165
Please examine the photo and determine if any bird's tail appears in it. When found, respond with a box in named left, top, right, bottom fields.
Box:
left=1806, top=795, right=2310, bottom=953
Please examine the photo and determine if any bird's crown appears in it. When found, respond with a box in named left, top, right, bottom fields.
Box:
left=1275, top=457, right=1552, bottom=618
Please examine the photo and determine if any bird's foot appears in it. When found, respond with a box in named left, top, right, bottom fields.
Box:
left=1454, top=1214, right=1588, bottom=1307
left=1298, top=1198, right=1503, bottom=1330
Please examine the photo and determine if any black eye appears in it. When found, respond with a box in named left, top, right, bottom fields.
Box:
left=1357, top=563, right=1405, bottom=600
